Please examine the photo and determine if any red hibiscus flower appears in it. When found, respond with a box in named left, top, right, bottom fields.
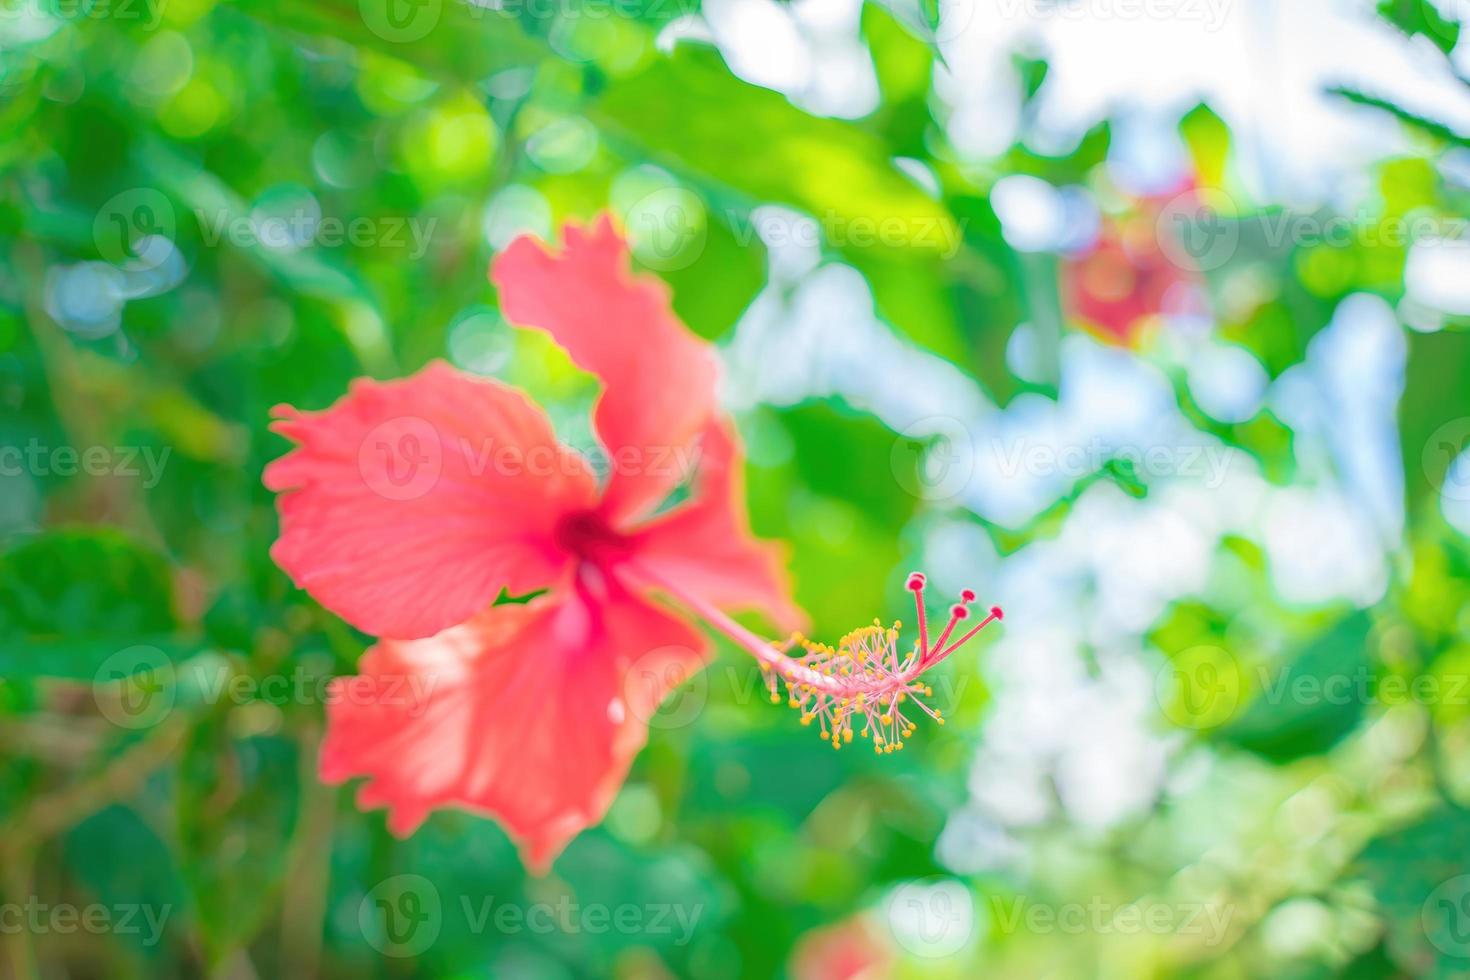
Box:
left=1064, top=182, right=1207, bottom=347
left=789, top=914, right=894, bottom=980
left=263, top=215, right=1001, bottom=872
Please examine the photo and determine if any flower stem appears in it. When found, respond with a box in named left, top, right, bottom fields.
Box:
left=626, top=563, right=840, bottom=692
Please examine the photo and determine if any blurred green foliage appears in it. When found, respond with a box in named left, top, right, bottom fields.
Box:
left=4, top=0, right=1470, bottom=977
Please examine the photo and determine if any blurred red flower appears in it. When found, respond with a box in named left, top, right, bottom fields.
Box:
left=263, top=216, right=797, bottom=872
left=1063, top=185, right=1204, bottom=347
left=789, top=915, right=895, bottom=980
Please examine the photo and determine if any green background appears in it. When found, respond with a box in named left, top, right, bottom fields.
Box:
left=4, top=0, right=1470, bottom=976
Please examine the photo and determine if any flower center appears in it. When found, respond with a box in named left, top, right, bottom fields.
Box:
left=554, top=509, right=630, bottom=566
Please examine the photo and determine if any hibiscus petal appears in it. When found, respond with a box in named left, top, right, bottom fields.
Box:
left=629, top=419, right=803, bottom=632
left=264, top=360, right=597, bottom=640
left=490, top=214, right=718, bottom=526
left=319, top=583, right=708, bottom=873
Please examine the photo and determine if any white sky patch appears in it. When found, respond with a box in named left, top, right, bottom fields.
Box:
left=1441, top=448, right=1470, bottom=537
left=936, top=0, right=1470, bottom=202
left=1405, top=238, right=1470, bottom=317
left=1186, top=340, right=1270, bottom=423
left=1262, top=486, right=1390, bottom=605
left=1272, top=292, right=1407, bottom=547
left=722, top=260, right=991, bottom=429
left=699, top=0, right=879, bottom=117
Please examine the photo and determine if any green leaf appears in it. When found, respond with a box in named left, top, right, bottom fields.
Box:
left=1402, top=329, right=1470, bottom=515
left=593, top=45, right=961, bottom=261
left=1331, top=88, right=1470, bottom=149
left=65, top=805, right=188, bottom=960
left=1377, top=0, right=1462, bottom=55
left=1216, top=612, right=1372, bottom=762
left=227, top=0, right=547, bottom=80
left=0, top=529, right=180, bottom=680
left=177, top=731, right=301, bottom=966
left=1355, top=806, right=1470, bottom=977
